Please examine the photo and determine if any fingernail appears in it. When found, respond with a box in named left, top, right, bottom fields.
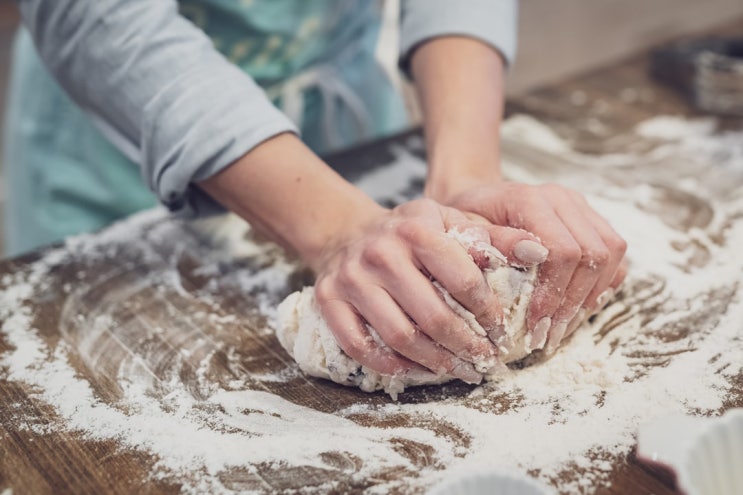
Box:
left=530, top=316, right=551, bottom=351
left=514, top=240, right=549, bottom=265
left=452, top=360, right=483, bottom=384
left=596, top=288, right=615, bottom=309
left=566, top=308, right=587, bottom=337
left=545, top=320, right=568, bottom=354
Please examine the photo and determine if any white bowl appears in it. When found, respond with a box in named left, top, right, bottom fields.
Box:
left=427, top=471, right=555, bottom=495
left=680, top=409, right=743, bottom=495
left=637, top=408, right=743, bottom=495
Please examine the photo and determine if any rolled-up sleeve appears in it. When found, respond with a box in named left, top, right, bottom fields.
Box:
left=17, top=0, right=297, bottom=217
left=399, top=0, right=518, bottom=74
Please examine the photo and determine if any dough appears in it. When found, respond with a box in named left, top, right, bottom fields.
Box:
left=276, top=229, right=548, bottom=398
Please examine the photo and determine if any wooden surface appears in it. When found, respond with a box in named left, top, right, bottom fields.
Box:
left=2, top=24, right=743, bottom=495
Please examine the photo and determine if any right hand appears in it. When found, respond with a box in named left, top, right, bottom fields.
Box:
left=444, top=182, right=628, bottom=353
left=311, top=198, right=544, bottom=382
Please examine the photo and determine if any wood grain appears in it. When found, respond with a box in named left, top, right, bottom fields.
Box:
left=2, top=22, right=743, bottom=494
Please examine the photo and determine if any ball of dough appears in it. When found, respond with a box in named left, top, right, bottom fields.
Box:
left=276, top=229, right=547, bottom=398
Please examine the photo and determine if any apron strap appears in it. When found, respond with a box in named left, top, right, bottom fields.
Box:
left=267, top=65, right=373, bottom=150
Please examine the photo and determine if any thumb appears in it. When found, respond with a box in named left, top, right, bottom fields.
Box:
left=484, top=225, right=549, bottom=267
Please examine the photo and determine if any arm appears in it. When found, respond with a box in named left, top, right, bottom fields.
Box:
left=412, top=37, right=505, bottom=202
left=17, top=0, right=296, bottom=217
left=398, top=0, right=517, bottom=199
left=18, top=0, right=538, bottom=379
left=403, top=6, right=627, bottom=352
left=198, top=133, right=540, bottom=382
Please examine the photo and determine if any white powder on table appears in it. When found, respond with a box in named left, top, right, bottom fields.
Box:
left=1, top=115, right=742, bottom=494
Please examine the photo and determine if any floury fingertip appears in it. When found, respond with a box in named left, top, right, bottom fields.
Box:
left=513, top=240, right=549, bottom=265
left=545, top=320, right=568, bottom=354
left=529, top=316, right=551, bottom=351
left=566, top=308, right=587, bottom=337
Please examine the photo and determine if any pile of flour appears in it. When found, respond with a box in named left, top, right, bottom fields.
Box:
left=1, top=115, right=742, bottom=494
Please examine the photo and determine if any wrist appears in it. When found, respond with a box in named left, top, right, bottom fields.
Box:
left=198, top=133, right=384, bottom=269
left=424, top=145, right=503, bottom=204
left=302, top=198, right=387, bottom=271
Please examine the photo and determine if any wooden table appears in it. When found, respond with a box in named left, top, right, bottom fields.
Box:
left=2, top=23, right=743, bottom=495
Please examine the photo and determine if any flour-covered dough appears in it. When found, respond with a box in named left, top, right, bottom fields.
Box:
left=276, top=229, right=551, bottom=397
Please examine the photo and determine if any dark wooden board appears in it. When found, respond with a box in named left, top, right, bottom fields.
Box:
left=2, top=18, right=743, bottom=495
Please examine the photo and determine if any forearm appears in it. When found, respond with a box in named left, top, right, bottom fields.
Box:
left=411, top=37, right=507, bottom=203
left=198, top=133, right=383, bottom=268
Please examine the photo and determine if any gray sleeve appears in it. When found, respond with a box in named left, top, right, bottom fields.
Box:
left=399, top=0, right=518, bottom=74
left=17, top=0, right=298, bottom=217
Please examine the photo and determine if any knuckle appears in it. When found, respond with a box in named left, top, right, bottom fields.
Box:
left=395, top=218, right=428, bottom=244
left=416, top=197, right=438, bottom=210
left=610, top=236, right=628, bottom=257
left=314, top=278, right=334, bottom=303
left=361, top=240, right=395, bottom=271
left=541, top=182, right=567, bottom=196
left=569, top=189, right=587, bottom=203
left=385, top=328, right=417, bottom=350
left=475, top=304, right=502, bottom=328
left=522, top=184, right=543, bottom=201
left=395, top=198, right=434, bottom=217
left=580, top=248, right=610, bottom=269
left=455, top=272, right=486, bottom=299
left=341, top=335, right=369, bottom=362
left=336, top=260, right=366, bottom=289
left=551, top=243, right=582, bottom=266
left=418, top=308, right=455, bottom=335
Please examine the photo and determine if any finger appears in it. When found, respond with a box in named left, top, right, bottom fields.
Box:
left=546, top=202, right=611, bottom=352
left=352, top=285, right=482, bottom=384
left=483, top=225, right=549, bottom=267
left=565, top=258, right=628, bottom=338
left=382, top=262, right=499, bottom=369
left=522, top=207, right=582, bottom=345
left=319, top=298, right=417, bottom=376
left=572, top=194, right=628, bottom=309
left=395, top=217, right=504, bottom=332
left=406, top=225, right=505, bottom=336
left=611, top=258, right=629, bottom=289
left=564, top=307, right=588, bottom=338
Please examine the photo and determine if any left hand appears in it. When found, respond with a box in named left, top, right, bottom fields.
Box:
left=442, top=182, right=628, bottom=353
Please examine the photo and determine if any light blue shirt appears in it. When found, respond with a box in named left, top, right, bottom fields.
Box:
left=6, top=0, right=517, bottom=255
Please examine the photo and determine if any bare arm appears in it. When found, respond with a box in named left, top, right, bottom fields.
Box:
left=412, top=37, right=506, bottom=202
left=411, top=37, right=627, bottom=352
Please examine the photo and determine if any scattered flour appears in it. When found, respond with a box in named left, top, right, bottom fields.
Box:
left=635, top=115, right=717, bottom=141
left=1, top=115, right=742, bottom=494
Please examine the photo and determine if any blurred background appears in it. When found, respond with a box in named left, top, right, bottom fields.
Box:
left=1, top=0, right=16, bottom=254
left=1, top=0, right=743, bottom=254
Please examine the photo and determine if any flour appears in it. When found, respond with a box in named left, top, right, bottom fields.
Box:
left=635, top=115, right=717, bottom=141
left=1, top=114, right=742, bottom=494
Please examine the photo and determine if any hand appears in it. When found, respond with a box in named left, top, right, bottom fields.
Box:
left=445, top=182, right=628, bottom=353
left=312, top=198, right=543, bottom=381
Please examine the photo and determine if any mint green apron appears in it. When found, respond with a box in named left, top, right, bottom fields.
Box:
left=3, top=0, right=408, bottom=256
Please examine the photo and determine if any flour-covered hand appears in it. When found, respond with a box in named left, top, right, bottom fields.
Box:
left=311, top=198, right=538, bottom=380
left=445, top=182, right=627, bottom=353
